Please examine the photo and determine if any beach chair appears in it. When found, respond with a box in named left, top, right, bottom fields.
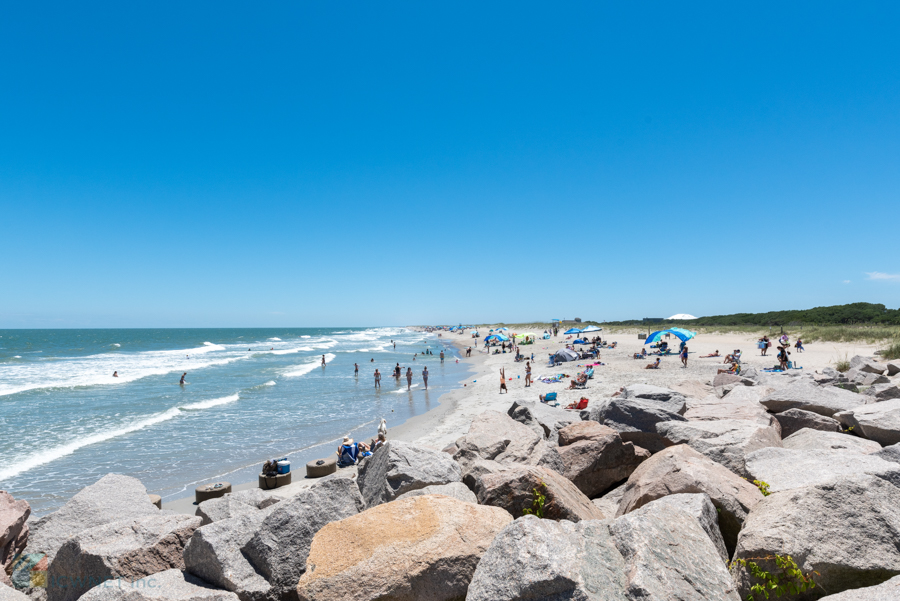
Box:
left=584, top=367, right=595, bottom=379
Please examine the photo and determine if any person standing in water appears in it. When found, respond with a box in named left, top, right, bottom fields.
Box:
left=113, top=371, right=119, bottom=378
left=179, top=373, right=187, bottom=385
left=354, top=363, right=359, bottom=375
left=374, top=369, right=381, bottom=389
left=422, top=366, right=429, bottom=389
left=321, top=355, right=326, bottom=366
left=440, top=350, right=444, bottom=364
left=406, top=367, right=413, bottom=390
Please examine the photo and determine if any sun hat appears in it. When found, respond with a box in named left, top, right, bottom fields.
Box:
left=342, top=436, right=354, bottom=445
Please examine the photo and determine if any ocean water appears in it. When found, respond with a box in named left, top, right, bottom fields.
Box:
left=0, top=327, right=466, bottom=516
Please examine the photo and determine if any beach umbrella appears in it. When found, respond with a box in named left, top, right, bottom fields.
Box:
left=581, top=325, right=602, bottom=332
left=645, top=328, right=696, bottom=345
left=564, top=328, right=583, bottom=335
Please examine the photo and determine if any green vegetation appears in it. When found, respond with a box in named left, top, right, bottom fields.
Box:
left=604, top=303, right=900, bottom=327
left=753, top=480, right=771, bottom=497
left=730, top=555, right=818, bottom=600
left=522, top=482, right=547, bottom=519
left=882, top=342, right=900, bottom=361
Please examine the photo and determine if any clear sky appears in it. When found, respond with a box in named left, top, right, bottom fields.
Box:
left=2, top=2, right=898, bottom=327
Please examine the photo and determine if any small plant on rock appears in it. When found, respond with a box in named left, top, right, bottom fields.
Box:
left=522, top=481, right=547, bottom=519
left=743, top=478, right=772, bottom=496
left=730, top=555, right=818, bottom=600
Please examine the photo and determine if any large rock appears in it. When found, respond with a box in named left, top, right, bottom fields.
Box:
left=685, top=388, right=779, bottom=431
left=183, top=511, right=274, bottom=601
left=47, top=514, right=201, bottom=601
left=451, top=449, right=506, bottom=491
left=507, top=401, right=576, bottom=443
left=467, top=502, right=739, bottom=601
left=873, top=443, right=900, bottom=465
left=27, top=474, right=159, bottom=561
left=834, top=400, right=900, bottom=446
left=744, top=447, right=900, bottom=493
left=196, top=490, right=280, bottom=527
left=644, top=493, right=728, bottom=563
left=589, top=397, right=687, bottom=453
left=817, top=574, right=900, bottom=600
left=241, top=478, right=364, bottom=597
left=358, top=440, right=461, bottom=507
left=864, top=383, right=900, bottom=402
left=733, top=476, right=900, bottom=599
left=460, top=411, right=565, bottom=472
left=850, top=355, right=887, bottom=374
left=617, top=445, right=761, bottom=555
left=760, top=380, right=866, bottom=416
left=848, top=369, right=890, bottom=386
left=887, top=362, right=900, bottom=377
left=0, top=493, right=30, bottom=587
left=654, top=418, right=782, bottom=477
left=775, top=408, right=841, bottom=438
left=395, top=482, right=477, bottom=504
left=0, top=583, right=28, bottom=601
left=475, top=465, right=605, bottom=522
left=783, top=428, right=881, bottom=453
left=621, top=384, right=688, bottom=411
left=295, top=495, right=512, bottom=601
left=591, top=483, right=625, bottom=518
left=556, top=422, right=649, bottom=498
left=78, top=569, right=239, bottom=601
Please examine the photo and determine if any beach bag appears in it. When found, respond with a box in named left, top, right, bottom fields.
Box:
left=545, top=392, right=557, bottom=402
left=262, top=460, right=278, bottom=477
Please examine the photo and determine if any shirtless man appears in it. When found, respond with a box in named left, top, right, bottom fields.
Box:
left=180, top=372, right=187, bottom=384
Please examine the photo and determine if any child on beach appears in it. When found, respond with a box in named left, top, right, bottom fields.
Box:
left=680, top=345, right=688, bottom=368
left=500, top=368, right=507, bottom=393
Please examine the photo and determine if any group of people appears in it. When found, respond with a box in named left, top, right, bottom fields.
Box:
left=336, top=419, right=389, bottom=467
left=366, top=364, right=429, bottom=390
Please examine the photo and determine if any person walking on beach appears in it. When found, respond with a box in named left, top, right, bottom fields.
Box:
left=374, top=369, right=381, bottom=389
left=500, top=367, right=508, bottom=393
left=680, top=345, right=688, bottom=368
left=440, top=350, right=444, bottom=364
left=180, top=372, right=187, bottom=384
left=422, top=366, right=429, bottom=389
left=321, top=355, right=327, bottom=366
left=525, top=362, right=532, bottom=387
left=406, top=367, right=413, bottom=390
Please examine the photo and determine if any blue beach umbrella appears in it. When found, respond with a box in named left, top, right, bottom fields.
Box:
left=581, top=325, right=602, bottom=332
left=564, top=328, right=583, bottom=335
left=645, top=329, right=696, bottom=345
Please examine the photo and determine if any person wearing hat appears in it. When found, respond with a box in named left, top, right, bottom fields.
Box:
left=336, top=436, right=369, bottom=467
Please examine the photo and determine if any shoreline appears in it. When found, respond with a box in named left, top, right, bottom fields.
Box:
left=162, top=331, right=476, bottom=513
left=163, top=327, right=879, bottom=512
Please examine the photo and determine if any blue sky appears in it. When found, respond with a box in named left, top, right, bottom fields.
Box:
left=2, top=1, right=898, bottom=327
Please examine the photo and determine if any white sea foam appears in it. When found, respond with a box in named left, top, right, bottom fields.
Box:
left=263, top=380, right=276, bottom=386
left=0, top=343, right=242, bottom=397
left=0, top=407, right=183, bottom=482
left=180, top=393, right=240, bottom=411
left=268, top=337, right=282, bottom=341
left=112, top=344, right=121, bottom=348
left=283, top=353, right=336, bottom=378
left=394, top=383, right=420, bottom=393
left=300, top=335, right=311, bottom=338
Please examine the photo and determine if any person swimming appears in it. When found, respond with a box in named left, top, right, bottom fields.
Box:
left=113, top=371, right=118, bottom=377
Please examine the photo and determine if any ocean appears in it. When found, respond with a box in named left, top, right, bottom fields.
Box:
left=0, top=327, right=467, bottom=516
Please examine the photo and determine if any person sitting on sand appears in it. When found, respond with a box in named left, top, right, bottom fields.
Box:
left=701, top=350, right=720, bottom=358
left=336, top=436, right=369, bottom=467
left=566, top=397, right=589, bottom=410
left=539, top=392, right=558, bottom=404
left=645, top=358, right=661, bottom=369
left=777, top=346, right=790, bottom=371
left=611, top=386, right=625, bottom=397
left=718, top=362, right=740, bottom=375
left=567, top=373, right=588, bottom=389
left=372, top=433, right=386, bottom=452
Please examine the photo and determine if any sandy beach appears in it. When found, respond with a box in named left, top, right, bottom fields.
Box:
left=397, top=327, right=880, bottom=451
